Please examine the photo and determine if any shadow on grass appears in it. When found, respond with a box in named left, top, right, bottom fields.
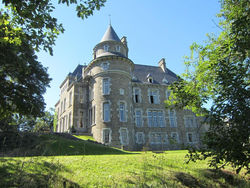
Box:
left=198, top=169, right=248, bottom=187
left=0, top=158, right=80, bottom=188
left=174, top=169, right=249, bottom=188
left=0, top=132, right=138, bottom=157
left=124, top=158, right=249, bottom=188
left=125, top=164, right=179, bottom=187
left=174, top=172, right=203, bottom=188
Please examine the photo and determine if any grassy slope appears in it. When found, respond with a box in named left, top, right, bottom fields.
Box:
left=0, top=133, right=126, bottom=156
left=73, top=135, right=96, bottom=141
left=0, top=134, right=249, bottom=187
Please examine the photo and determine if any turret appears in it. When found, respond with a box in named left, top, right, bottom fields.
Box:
left=93, top=25, right=128, bottom=59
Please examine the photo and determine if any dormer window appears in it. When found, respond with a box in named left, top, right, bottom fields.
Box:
left=104, top=45, right=109, bottom=52
left=148, top=77, right=153, bottom=83
left=132, top=75, right=137, bottom=81
left=147, top=73, right=153, bottom=83
left=116, top=45, right=120, bottom=52
left=162, top=77, right=169, bottom=84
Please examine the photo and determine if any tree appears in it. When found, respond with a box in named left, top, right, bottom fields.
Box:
left=53, top=111, right=58, bottom=132
left=0, top=14, right=51, bottom=127
left=33, top=110, right=54, bottom=132
left=167, top=0, right=249, bottom=173
left=0, top=0, right=106, bottom=129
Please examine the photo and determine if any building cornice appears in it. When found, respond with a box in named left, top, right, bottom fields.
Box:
left=92, top=69, right=132, bottom=79
left=85, top=55, right=134, bottom=73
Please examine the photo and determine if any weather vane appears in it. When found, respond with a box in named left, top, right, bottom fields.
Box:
left=108, top=14, right=111, bottom=25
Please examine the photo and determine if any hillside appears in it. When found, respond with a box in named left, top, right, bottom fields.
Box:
left=0, top=132, right=249, bottom=187
left=0, top=132, right=127, bottom=157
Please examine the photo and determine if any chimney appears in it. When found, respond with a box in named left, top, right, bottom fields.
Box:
left=82, top=65, right=86, bottom=79
left=121, top=36, right=127, bottom=47
left=158, top=58, right=167, bottom=73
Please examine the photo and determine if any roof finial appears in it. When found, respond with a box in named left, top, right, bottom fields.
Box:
left=108, top=14, right=111, bottom=26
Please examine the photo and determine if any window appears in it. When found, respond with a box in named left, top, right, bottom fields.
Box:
left=103, top=102, right=110, bottom=122
left=147, top=111, right=153, bottom=127
left=170, top=132, right=179, bottom=143
left=169, top=110, right=177, bottom=127
left=89, top=106, right=95, bottom=126
left=136, top=132, right=145, bottom=144
left=120, top=88, right=124, bottom=95
left=148, top=77, right=153, bottom=83
left=187, top=132, right=195, bottom=143
left=102, top=78, right=110, bottom=95
left=184, top=116, right=196, bottom=128
left=149, top=89, right=159, bottom=104
left=103, top=128, right=111, bottom=144
left=119, top=128, right=128, bottom=145
left=162, top=77, right=169, bottom=84
left=119, top=102, right=126, bottom=122
left=68, top=112, right=71, bottom=128
left=166, top=90, right=171, bottom=100
left=158, top=111, right=164, bottom=127
left=93, top=106, right=95, bottom=124
left=147, top=110, right=165, bottom=127
left=102, top=62, right=109, bottom=70
left=80, top=111, right=83, bottom=128
left=150, top=132, right=168, bottom=144
left=69, top=91, right=72, bottom=106
left=135, top=109, right=142, bottom=127
left=104, top=45, right=109, bottom=52
left=89, top=86, right=94, bottom=101
left=133, top=88, right=141, bottom=103
left=116, top=45, right=120, bottom=52
left=153, top=111, right=157, bottom=126
left=63, top=98, right=66, bottom=111
left=89, top=108, right=92, bottom=125
left=64, top=115, right=68, bottom=131
left=60, top=102, right=63, bottom=114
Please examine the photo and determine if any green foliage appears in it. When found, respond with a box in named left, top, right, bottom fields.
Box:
left=33, top=110, right=54, bottom=133
left=0, top=0, right=106, bottom=128
left=53, top=111, right=58, bottom=132
left=59, top=0, right=107, bottom=20
left=0, top=14, right=51, bottom=124
left=167, top=0, right=250, bottom=173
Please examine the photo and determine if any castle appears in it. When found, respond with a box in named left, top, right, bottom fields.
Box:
left=55, top=25, right=207, bottom=150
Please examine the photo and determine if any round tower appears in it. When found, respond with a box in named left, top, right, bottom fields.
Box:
left=85, top=25, right=134, bottom=149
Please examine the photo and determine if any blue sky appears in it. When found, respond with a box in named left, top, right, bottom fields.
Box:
left=38, top=0, right=221, bottom=110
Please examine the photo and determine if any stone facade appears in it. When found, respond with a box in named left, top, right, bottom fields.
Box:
left=55, top=25, right=208, bottom=150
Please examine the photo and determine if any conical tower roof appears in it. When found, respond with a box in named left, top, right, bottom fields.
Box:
left=100, top=25, right=120, bottom=42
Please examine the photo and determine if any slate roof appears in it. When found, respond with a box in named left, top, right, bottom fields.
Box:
left=132, top=64, right=178, bottom=84
left=100, top=25, right=120, bottom=42
left=69, top=64, right=85, bottom=79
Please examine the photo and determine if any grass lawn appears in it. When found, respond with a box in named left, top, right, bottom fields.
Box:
left=73, top=135, right=96, bottom=141
left=0, top=133, right=249, bottom=187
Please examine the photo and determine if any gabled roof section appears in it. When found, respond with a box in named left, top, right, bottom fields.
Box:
left=69, top=64, right=85, bottom=80
left=100, top=25, right=120, bottom=42
left=133, top=64, right=178, bottom=84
